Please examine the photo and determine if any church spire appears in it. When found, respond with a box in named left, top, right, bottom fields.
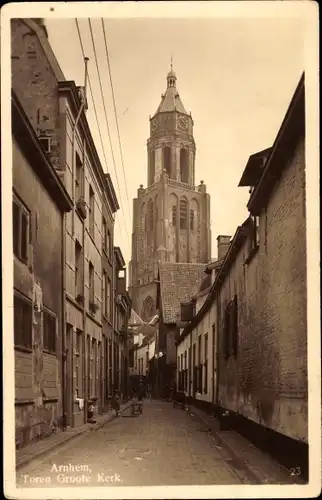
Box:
left=155, top=63, right=187, bottom=114
left=167, top=56, right=176, bottom=88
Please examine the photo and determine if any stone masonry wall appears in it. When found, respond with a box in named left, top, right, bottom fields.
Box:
left=218, top=137, right=307, bottom=443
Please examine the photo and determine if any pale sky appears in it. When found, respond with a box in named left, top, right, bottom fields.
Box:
left=45, top=15, right=304, bottom=268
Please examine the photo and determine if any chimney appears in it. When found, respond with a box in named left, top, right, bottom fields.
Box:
left=217, top=235, right=231, bottom=260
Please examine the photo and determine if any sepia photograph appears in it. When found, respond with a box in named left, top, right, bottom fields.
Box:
left=1, top=1, right=320, bottom=498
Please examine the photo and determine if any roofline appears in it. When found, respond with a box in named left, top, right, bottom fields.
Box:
left=12, top=90, right=73, bottom=213
left=20, top=19, right=65, bottom=81
left=105, top=173, right=120, bottom=212
left=58, top=81, right=120, bottom=214
left=158, top=261, right=208, bottom=325
left=114, top=246, right=126, bottom=268
left=238, top=147, right=273, bottom=187
left=205, top=257, right=224, bottom=273
left=177, top=218, right=250, bottom=345
left=247, top=72, right=305, bottom=214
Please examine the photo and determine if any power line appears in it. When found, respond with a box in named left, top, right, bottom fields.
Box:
left=101, top=18, right=131, bottom=218
left=87, top=19, right=131, bottom=244
left=74, top=19, right=130, bottom=256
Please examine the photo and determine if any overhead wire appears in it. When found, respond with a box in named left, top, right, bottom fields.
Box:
left=101, top=18, right=131, bottom=218
left=87, top=18, right=131, bottom=249
left=75, top=18, right=131, bottom=256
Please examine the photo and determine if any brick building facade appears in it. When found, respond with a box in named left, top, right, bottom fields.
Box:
left=129, top=67, right=211, bottom=321
left=12, top=91, right=73, bottom=447
left=218, top=74, right=307, bottom=443
left=11, top=18, right=131, bottom=433
left=176, top=73, right=307, bottom=471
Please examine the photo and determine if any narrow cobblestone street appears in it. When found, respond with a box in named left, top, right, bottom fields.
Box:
left=16, top=400, right=294, bottom=488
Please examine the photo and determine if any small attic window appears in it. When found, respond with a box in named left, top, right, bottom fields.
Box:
left=39, top=136, right=52, bottom=154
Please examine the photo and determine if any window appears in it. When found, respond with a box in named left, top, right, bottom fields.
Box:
left=75, top=240, right=82, bottom=298
left=14, top=293, right=32, bottom=348
left=89, top=185, right=95, bottom=236
left=190, top=210, right=194, bottom=230
left=75, top=152, right=83, bottom=200
left=204, top=334, right=208, bottom=394
left=250, top=215, right=260, bottom=250
left=231, top=295, right=238, bottom=357
left=89, top=262, right=94, bottom=303
left=102, top=271, right=107, bottom=317
left=102, top=218, right=107, bottom=254
left=163, top=146, right=171, bottom=177
left=107, top=278, right=111, bottom=321
left=43, top=308, right=57, bottom=354
left=107, top=230, right=111, bottom=258
left=172, top=206, right=177, bottom=226
left=150, top=150, right=155, bottom=184
left=13, top=196, right=30, bottom=264
left=97, top=341, right=101, bottom=398
left=108, top=340, right=112, bottom=394
left=147, top=200, right=153, bottom=231
left=39, top=136, right=52, bottom=154
left=75, top=329, right=82, bottom=397
left=180, top=149, right=189, bottom=183
left=198, top=335, right=202, bottom=393
left=91, top=339, right=96, bottom=397
left=180, top=198, right=188, bottom=229
left=223, top=296, right=238, bottom=359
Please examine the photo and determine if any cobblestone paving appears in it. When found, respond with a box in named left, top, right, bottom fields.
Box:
left=16, top=400, right=258, bottom=488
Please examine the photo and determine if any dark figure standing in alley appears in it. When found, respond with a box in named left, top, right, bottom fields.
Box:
left=111, top=389, right=120, bottom=417
left=131, top=380, right=144, bottom=415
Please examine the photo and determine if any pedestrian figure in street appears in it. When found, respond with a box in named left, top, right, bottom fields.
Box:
left=131, top=386, right=142, bottom=415
left=111, top=389, right=120, bottom=417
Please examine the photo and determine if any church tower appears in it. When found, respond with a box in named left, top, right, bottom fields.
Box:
left=129, top=65, right=211, bottom=320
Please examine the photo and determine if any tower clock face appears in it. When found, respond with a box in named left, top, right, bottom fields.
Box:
left=151, top=118, right=158, bottom=132
left=178, top=116, right=188, bottom=130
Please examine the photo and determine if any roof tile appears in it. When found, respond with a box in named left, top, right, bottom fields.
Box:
left=159, top=262, right=207, bottom=323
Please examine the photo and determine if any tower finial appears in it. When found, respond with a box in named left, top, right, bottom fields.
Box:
left=170, top=54, right=173, bottom=71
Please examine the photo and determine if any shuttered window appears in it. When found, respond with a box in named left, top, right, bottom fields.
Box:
left=14, top=293, right=33, bottom=349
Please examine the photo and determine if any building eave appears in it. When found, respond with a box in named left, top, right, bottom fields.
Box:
left=105, top=173, right=120, bottom=212
left=114, top=246, right=126, bottom=269
left=12, top=90, right=73, bottom=213
left=238, top=148, right=272, bottom=187
left=247, top=73, right=305, bottom=215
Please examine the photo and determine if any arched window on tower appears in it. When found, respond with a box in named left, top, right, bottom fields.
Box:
left=141, top=296, right=156, bottom=322
left=172, top=206, right=177, bottom=226
left=190, top=210, right=194, bottom=230
left=154, top=199, right=158, bottom=226
left=150, top=150, right=155, bottom=185
left=180, top=149, right=189, bottom=184
left=163, top=147, right=172, bottom=177
left=147, top=199, right=153, bottom=231
left=180, top=198, right=188, bottom=229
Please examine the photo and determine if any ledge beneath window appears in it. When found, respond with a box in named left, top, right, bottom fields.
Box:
left=43, top=349, right=57, bottom=357
left=244, top=245, right=259, bottom=266
left=14, top=345, right=32, bottom=354
left=43, top=397, right=59, bottom=403
left=15, top=398, right=34, bottom=406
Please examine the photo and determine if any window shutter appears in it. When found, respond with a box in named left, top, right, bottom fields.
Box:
left=21, top=211, right=28, bottom=261
left=28, top=243, right=34, bottom=272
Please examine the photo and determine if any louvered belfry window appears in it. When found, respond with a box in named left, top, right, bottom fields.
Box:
left=180, top=199, right=188, bottom=229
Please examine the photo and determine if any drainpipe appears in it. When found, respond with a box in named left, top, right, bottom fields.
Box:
left=71, top=56, right=89, bottom=423
left=215, top=294, right=220, bottom=414
left=82, top=136, right=87, bottom=422
left=62, top=213, right=67, bottom=430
